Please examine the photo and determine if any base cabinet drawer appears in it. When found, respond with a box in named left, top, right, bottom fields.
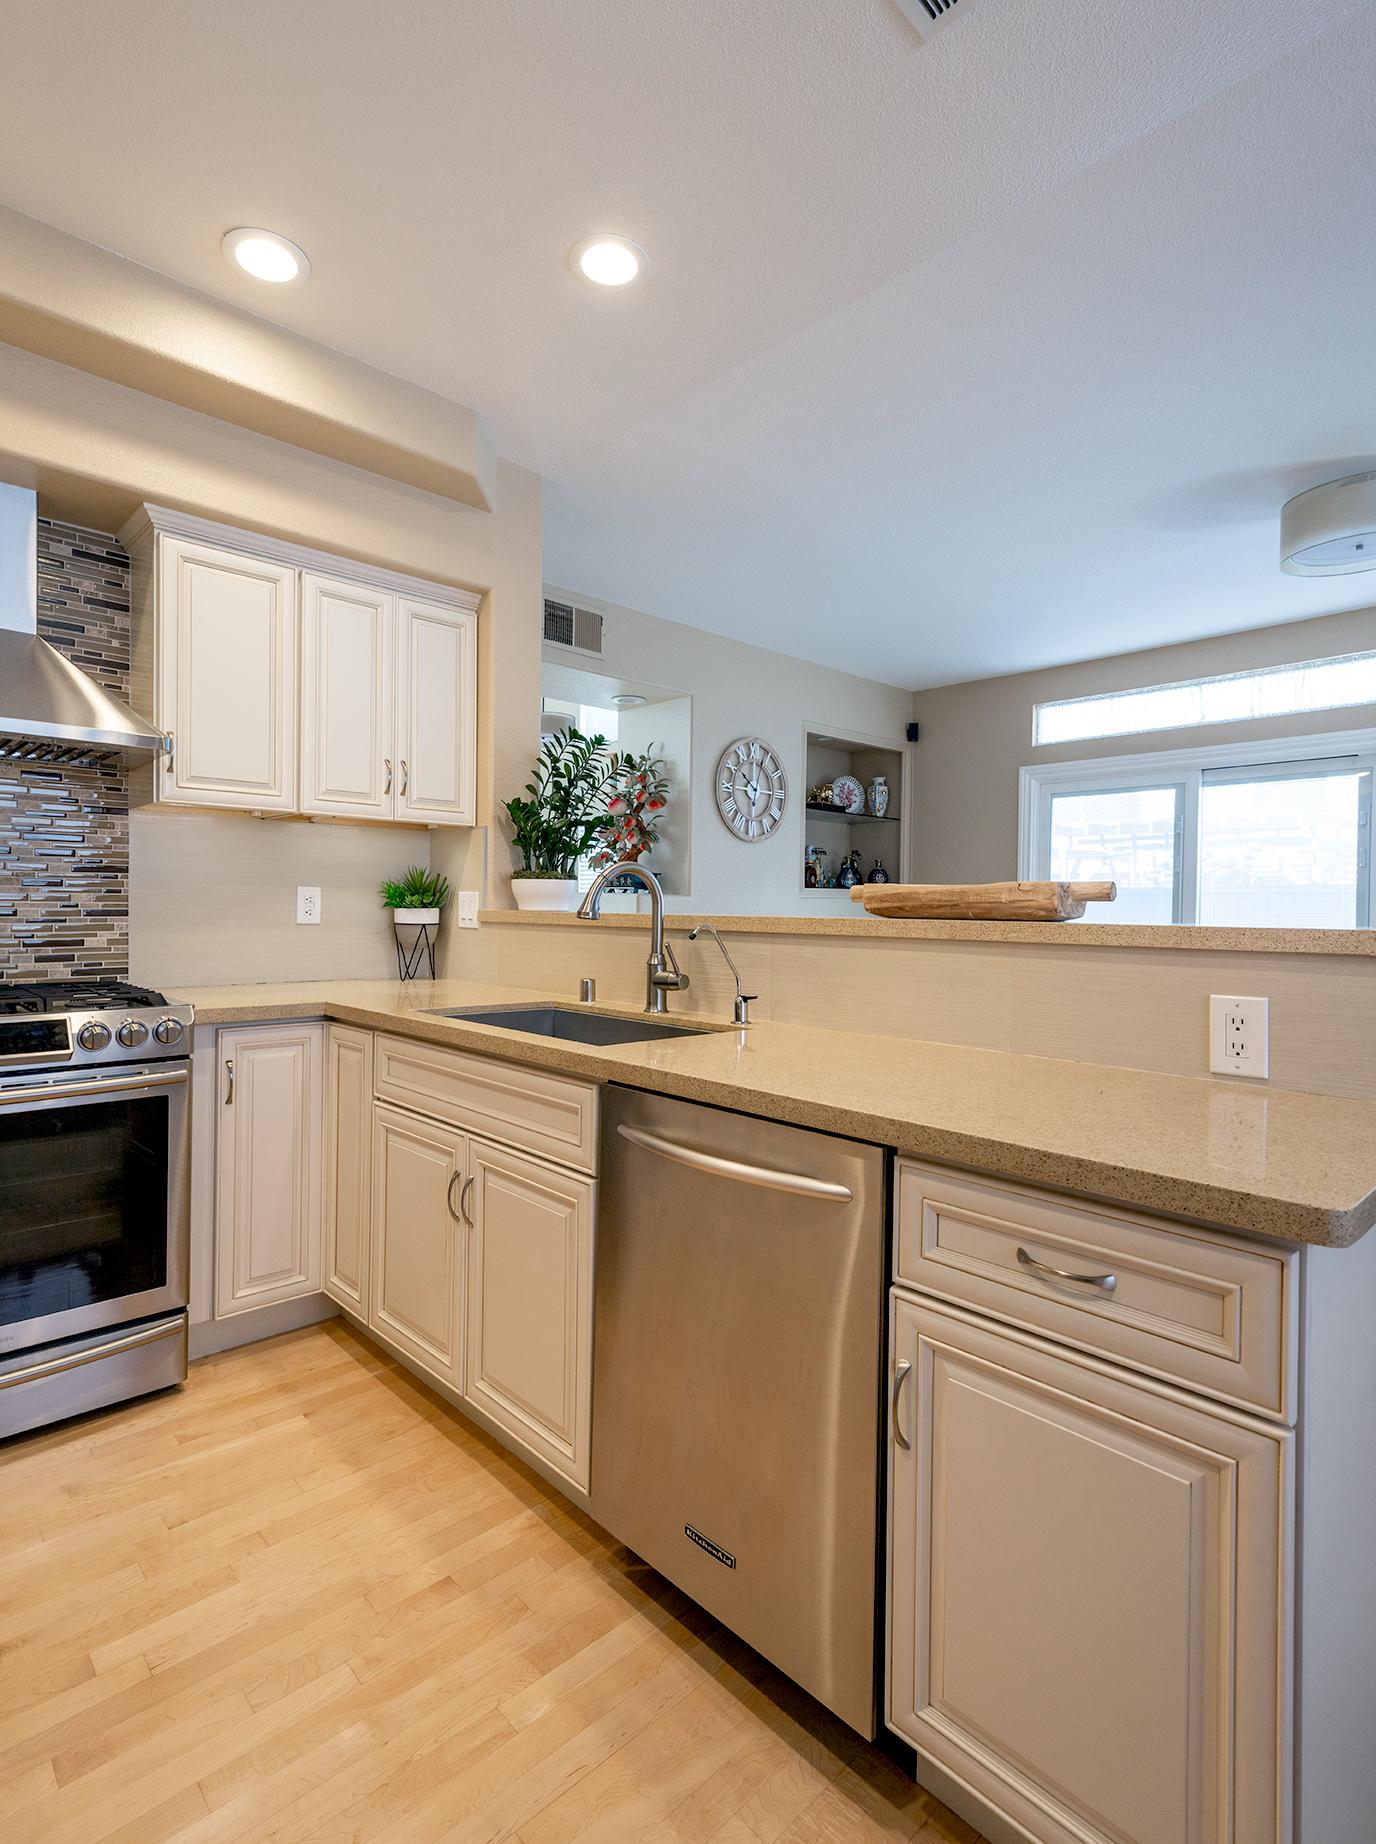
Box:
left=888, top=1293, right=1291, bottom=1844
left=464, top=1138, right=595, bottom=1491
left=896, top=1160, right=1297, bottom=1420
left=374, top=1033, right=598, bottom=1174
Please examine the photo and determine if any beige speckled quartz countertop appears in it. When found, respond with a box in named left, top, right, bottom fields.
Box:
left=170, top=978, right=1376, bottom=1249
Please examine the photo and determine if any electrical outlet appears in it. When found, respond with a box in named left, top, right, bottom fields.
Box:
left=296, top=886, right=321, bottom=926
left=1209, top=994, right=1268, bottom=1079
left=457, top=890, right=480, bottom=929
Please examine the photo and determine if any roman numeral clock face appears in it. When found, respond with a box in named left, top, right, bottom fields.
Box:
left=715, top=736, right=787, bottom=841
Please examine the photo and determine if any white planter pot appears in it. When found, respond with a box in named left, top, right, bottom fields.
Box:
left=391, top=907, right=440, bottom=927
left=512, top=878, right=580, bottom=912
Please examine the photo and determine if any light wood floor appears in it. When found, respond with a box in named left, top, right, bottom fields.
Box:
left=0, top=1320, right=988, bottom=1844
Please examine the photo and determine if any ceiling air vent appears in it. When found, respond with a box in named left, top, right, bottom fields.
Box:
left=894, top=0, right=963, bottom=42
left=542, top=597, right=604, bottom=658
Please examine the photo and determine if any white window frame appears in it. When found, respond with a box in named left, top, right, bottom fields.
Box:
left=1018, top=725, right=1376, bottom=927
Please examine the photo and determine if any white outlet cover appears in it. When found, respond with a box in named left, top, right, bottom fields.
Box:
left=457, top=889, right=480, bottom=929
left=1209, top=993, right=1269, bottom=1079
left=296, top=885, right=321, bottom=925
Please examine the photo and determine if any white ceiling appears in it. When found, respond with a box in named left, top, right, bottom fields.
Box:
left=1, top=0, right=1374, bottom=687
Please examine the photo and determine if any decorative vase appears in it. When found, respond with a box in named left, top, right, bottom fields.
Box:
left=867, top=860, right=890, bottom=884
left=836, top=851, right=861, bottom=891
left=866, top=775, right=890, bottom=818
left=512, top=877, right=580, bottom=912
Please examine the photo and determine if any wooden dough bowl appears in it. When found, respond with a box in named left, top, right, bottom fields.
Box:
left=850, top=880, right=1117, bottom=921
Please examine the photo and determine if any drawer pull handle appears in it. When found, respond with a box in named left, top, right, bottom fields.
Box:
left=446, top=1171, right=463, bottom=1224
left=458, top=1174, right=476, bottom=1228
left=891, top=1357, right=913, bottom=1451
left=1017, top=1245, right=1117, bottom=1293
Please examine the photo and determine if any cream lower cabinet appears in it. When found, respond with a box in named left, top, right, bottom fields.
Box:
left=215, top=1023, right=324, bottom=1315
left=369, top=1102, right=467, bottom=1390
left=322, top=1025, right=373, bottom=1315
left=888, top=1293, right=1290, bottom=1844
left=463, top=1138, right=595, bottom=1491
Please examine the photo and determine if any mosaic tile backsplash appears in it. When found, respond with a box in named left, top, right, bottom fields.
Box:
left=0, top=520, right=131, bottom=979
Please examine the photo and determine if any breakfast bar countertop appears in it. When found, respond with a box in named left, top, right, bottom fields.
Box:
left=171, top=977, right=1376, bottom=1249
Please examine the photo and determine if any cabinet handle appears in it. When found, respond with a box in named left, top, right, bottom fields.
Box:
left=458, top=1174, right=476, bottom=1228
left=1016, top=1246, right=1117, bottom=1294
left=891, top=1357, right=913, bottom=1452
left=162, top=730, right=175, bottom=771
left=399, top=759, right=409, bottom=797
left=383, top=758, right=392, bottom=795
left=446, top=1170, right=463, bottom=1224
left=224, top=1058, right=235, bottom=1106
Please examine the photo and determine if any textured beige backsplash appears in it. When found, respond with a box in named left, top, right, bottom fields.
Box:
left=452, top=917, right=1376, bottom=1102
left=129, top=809, right=412, bottom=986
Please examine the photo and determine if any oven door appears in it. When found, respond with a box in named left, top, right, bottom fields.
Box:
left=0, top=1061, right=190, bottom=1356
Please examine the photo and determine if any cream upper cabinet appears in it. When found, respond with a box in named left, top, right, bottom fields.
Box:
left=323, top=1025, right=374, bottom=1316
left=370, top=1102, right=467, bottom=1389
left=888, top=1294, right=1290, bottom=1844
left=394, top=594, right=477, bottom=826
left=215, top=1024, right=323, bottom=1316
left=299, top=573, right=395, bottom=818
left=464, top=1138, right=595, bottom=1491
left=122, top=506, right=479, bottom=827
left=156, top=535, right=298, bottom=811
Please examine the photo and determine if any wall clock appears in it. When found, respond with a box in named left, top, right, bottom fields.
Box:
left=715, top=736, right=787, bottom=841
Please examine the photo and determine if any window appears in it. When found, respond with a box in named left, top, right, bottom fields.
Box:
left=1020, top=729, right=1375, bottom=927
left=1033, top=650, right=1376, bottom=746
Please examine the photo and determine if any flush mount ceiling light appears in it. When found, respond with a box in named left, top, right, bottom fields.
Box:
left=222, top=227, right=310, bottom=284
left=611, top=693, right=647, bottom=707
left=1281, top=472, right=1376, bottom=575
left=569, top=234, right=648, bottom=287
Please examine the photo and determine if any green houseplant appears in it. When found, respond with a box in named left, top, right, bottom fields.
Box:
left=503, top=728, right=618, bottom=909
left=379, top=865, right=451, bottom=928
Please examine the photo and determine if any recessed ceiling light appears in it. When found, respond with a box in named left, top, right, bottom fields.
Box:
left=569, top=235, right=648, bottom=288
left=611, top=692, right=647, bottom=707
left=222, top=227, right=310, bottom=284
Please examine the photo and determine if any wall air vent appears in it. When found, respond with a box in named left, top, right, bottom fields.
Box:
left=894, top=0, right=964, bottom=42
left=542, top=598, right=604, bottom=658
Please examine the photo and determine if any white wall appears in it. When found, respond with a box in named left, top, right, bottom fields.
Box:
left=542, top=584, right=912, bottom=914
left=911, top=604, right=1376, bottom=884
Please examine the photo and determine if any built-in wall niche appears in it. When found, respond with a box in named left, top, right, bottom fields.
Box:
left=803, top=728, right=907, bottom=900
left=538, top=662, right=692, bottom=898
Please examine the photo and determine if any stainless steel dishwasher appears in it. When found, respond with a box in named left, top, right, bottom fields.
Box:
left=590, top=1085, right=886, bottom=1737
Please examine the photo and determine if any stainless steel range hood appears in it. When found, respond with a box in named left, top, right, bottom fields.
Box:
left=0, top=483, right=166, bottom=764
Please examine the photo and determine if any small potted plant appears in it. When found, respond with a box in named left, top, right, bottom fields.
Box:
left=588, top=747, right=670, bottom=872
left=379, top=865, right=451, bottom=930
left=503, top=728, right=619, bottom=910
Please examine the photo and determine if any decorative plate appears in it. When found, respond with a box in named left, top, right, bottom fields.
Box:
left=832, top=773, right=865, bottom=815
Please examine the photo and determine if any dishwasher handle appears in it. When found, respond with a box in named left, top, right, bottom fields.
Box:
left=616, top=1122, right=854, bottom=1202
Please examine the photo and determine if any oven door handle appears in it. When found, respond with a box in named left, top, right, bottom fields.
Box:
left=0, top=1068, right=189, bottom=1106
left=0, top=1315, right=184, bottom=1391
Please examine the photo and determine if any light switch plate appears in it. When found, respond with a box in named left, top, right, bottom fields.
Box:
left=457, top=890, right=479, bottom=929
left=1209, top=994, right=1268, bottom=1078
left=296, top=886, right=321, bottom=925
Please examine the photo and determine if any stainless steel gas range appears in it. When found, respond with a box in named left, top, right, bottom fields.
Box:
left=0, top=979, right=194, bottom=1439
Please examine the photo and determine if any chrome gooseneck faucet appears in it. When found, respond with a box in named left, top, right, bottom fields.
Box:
left=688, top=923, right=756, bottom=1025
left=576, top=861, right=689, bottom=1015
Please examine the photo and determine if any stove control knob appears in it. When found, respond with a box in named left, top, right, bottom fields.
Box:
left=77, top=1020, right=112, bottom=1052
left=116, top=1018, right=149, bottom=1048
left=153, top=1017, right=184, bottom=1046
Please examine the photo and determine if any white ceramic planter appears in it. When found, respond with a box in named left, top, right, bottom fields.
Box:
left=391, top=906, right=440, bottom=927
left=512, top=878, right=580, bottom=912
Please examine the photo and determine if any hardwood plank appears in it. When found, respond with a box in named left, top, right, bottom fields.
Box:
left=0, top=1321, right=990, bottom=1844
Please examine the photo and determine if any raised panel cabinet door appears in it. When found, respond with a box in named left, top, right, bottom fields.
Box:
left=369, top=1103, right=466, bottom=1388
left=888, top=1294, right=1291, bottom=1844
left=393, top=595, right=477, bottom=826
left=215, top=1025, right=324, bottom=1316
left=323, top=1025, right=373, bottom=1315
left=464, top=1139, right=595, bottom=1490
left=299, top=572, right=395, bottom=818
left=157, top=535, right=298, bottom=810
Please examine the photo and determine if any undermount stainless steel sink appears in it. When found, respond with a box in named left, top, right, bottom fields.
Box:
left=427, top=1005, right=712, bottom=1046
